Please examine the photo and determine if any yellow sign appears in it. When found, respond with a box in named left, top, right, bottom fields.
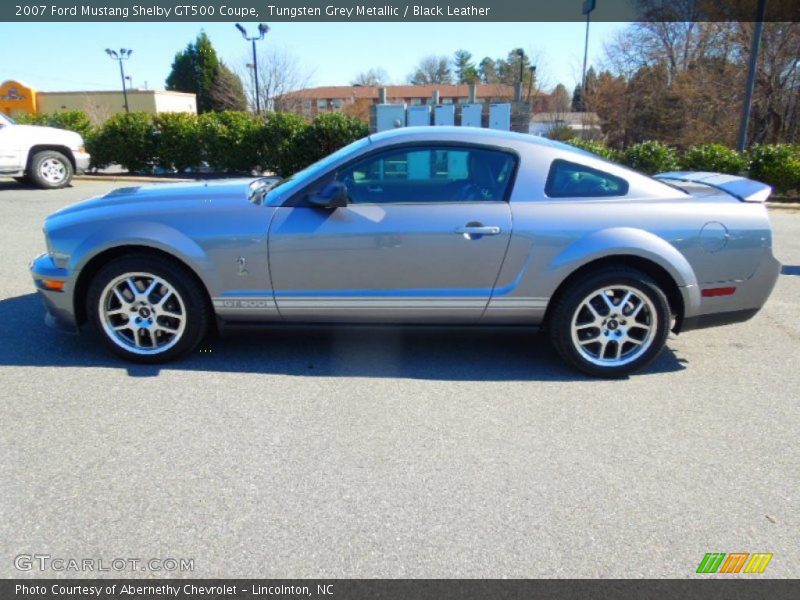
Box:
left=0, top=80, right=37, bottom=116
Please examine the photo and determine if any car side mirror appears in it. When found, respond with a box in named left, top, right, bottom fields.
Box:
left=307, top=181, right=348, bottom=209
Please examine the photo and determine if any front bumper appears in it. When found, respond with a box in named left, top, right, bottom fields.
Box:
left=73, top=151, right=90, bottom=174
left=29, top=252, right=78, bottom=331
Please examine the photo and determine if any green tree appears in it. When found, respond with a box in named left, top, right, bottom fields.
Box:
left=453, top=49, right=477, bottom=84
left=478, top=57, right=498, bottom=84
left=408, top=55, right=452, bottom=85
left=166, top=32, right=245, bottom=113
left=210, top=62, right=247, bottom=112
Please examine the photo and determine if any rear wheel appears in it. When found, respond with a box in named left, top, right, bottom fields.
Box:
left=28, top=150, right=73, bottom=189
left=549, top=267, right=670, bottom=377
left=86, top=255, right=210, bottom=363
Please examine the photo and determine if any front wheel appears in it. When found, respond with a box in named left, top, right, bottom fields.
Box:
left=28, top=150, right=73, bottom=189
left=549, top=268, right=671, bottom=378
left=86, top=255, right=210, bottom=363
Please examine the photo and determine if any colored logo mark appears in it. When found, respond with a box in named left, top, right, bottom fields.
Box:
left=696, top=552, right=773, bottom=574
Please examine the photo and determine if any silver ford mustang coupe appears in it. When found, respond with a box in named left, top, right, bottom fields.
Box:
left=30, top=127, right=780, bottom=376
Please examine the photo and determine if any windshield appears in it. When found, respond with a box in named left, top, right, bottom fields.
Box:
left=263, top=136, right=371, bottom=203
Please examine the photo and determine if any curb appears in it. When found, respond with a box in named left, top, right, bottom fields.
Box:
left=74, top=175, right=197, bottom=184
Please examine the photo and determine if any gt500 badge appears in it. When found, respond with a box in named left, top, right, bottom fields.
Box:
left=213, top=299, right=274, bottom=309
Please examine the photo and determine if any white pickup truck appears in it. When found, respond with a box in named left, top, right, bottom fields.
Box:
left=0, top=112, right=90, bottom=189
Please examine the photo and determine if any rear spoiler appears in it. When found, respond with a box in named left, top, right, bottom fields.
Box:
left=654, top=171, right=772, bottom=202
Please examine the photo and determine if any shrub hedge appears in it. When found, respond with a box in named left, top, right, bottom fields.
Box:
left=12, top=109, right=799, bottom=194
left=14, top=110, right=94, bottom=140
left=682, top=143, right=748, bottom=175
left=566, top=138, right=799, bottom=194
left=77, top=110, right=369, bottom=176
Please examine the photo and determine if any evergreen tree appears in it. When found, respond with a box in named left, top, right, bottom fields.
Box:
left=166, top=32, right=246, bottom=113
left=453, top=49, right=477, bottom=84
left=210, top=62, right=248, bottom=112
left=478, top=57, right=498, bottom=84
left=572, top=84, right=584, bottom=112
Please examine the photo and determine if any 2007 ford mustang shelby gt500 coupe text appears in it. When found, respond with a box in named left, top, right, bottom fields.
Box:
left=30, top=127, right=780, bottom=376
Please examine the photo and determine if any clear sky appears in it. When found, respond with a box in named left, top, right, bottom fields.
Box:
left=0, top=21, right=624, bottom=93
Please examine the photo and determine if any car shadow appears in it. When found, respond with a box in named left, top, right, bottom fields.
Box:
left=0, top=293, right=687, bottom=381
left=0, top=179, right=31, bottom=191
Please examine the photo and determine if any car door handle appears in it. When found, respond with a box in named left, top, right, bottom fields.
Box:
left=455, top=225, right=501, bottom=236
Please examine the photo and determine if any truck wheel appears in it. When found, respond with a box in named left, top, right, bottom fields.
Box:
left=86, top=254, right=211, bottom=363
left=28, top=150, right=73, bottom=189
left=549, top=267, right=671, bottom=378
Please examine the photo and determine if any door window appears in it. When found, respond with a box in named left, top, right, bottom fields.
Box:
left=336, top=146, right=516, bottom=204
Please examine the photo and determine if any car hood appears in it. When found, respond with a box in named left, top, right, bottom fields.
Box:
left=50, top=178, right=259, bottom=220
left=13, top=124, right=83, bottom=146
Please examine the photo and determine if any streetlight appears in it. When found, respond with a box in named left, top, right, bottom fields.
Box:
left=236, top=23, right=269, bottom=114
left=514, top=48, right=525, bottom=102
left=737, top=0, right=767, bottom=151
left=526, top=65, right=537, bottom=104
left=105, top=48, right=132, bottom=113
left=581, top=0, right=596, bottom=113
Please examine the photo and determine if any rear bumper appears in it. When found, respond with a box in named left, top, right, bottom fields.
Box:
left=29, top=252, right=78, bottom=331
left=680, top=251, right=781, bottom=332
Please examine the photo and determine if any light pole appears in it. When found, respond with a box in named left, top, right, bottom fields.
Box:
left=105, top=48, right=132, bottom=113
left=526, top=65, right=537, bottom=104
left=581, top=0, right=596, bottom=113
left=737, top=0, right=767, bottom=151
left=236, top=23, right=269, bottom=114
left=514, top=48, right=525, bottom=102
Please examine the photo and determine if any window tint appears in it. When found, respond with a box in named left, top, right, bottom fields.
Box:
left=337, top=146, right=516, bottom=204
left=545, top=159, right=629, bottom=198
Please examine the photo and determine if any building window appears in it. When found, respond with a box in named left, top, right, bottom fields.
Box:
left=316, top=99, right=327, bottom=110
left=410, top=98, right=422, bottom=106
left=332, top=99, right=343, bottom=109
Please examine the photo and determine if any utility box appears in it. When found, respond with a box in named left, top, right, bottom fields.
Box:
left=406, top=105, right=431, bottom=127
left=489, top=103, right=511, bottom=131
left=374, top=104, right=406, bottom=132
left=433, top=104, right=455, bottom=126
left=459, top=103, right=482, bottom=128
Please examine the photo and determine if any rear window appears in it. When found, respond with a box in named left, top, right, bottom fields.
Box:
left=545, top=159, right=629, bottom=198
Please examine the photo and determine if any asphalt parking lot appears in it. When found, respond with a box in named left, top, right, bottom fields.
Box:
left=1, top=178, right=798, bottom=578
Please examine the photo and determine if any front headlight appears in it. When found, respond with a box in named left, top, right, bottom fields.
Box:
left=44, top=225, right=69, bottom=268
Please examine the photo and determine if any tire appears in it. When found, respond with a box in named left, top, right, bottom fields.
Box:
left=548, top=267, right=671, bottom=378
left=28, top=150, right=73, bottom=189
left=86, top=254, right=210, bottom=363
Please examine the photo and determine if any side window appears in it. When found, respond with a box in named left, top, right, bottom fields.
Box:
left=545, top=159, right=629, bottom=198
left=337, top=146, right=516, bottom=204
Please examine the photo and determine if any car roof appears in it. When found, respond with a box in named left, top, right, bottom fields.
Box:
left=368, top=126, right=555, bottom=148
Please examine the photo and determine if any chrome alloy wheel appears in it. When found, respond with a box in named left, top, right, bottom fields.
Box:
left=569, top=285, right=658, bottom=367
left=39, top=157, right=67, bottom=185
left=99, top=272, right=187, bottom=355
